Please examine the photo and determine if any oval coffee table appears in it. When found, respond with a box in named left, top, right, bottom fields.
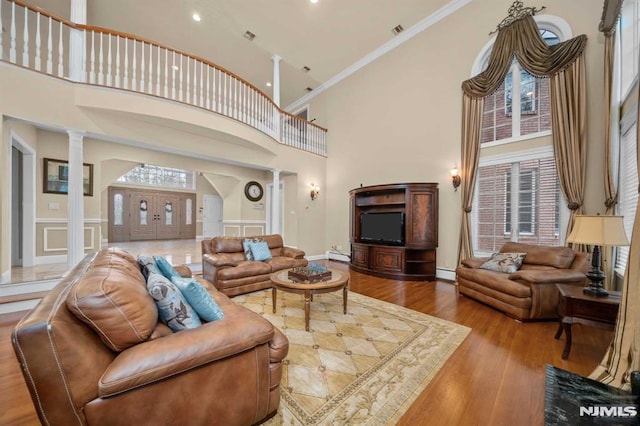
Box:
left=270, top=269, right=349, bottom=332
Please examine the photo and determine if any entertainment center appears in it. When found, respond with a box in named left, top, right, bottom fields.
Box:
left=349, top=183, right=438, bottom=281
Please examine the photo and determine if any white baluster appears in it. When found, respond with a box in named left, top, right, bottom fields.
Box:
left=106, top=34, right=112, bottom=86
left=98, top=32, right=104, bottom=84
left=164, top=49, right=169, bottom=98
left=155, top=45, right=160, bottom=95
left=199, top=61, right=204, bottom=107
left=213, top=68, right=218, bottom=111
left=148, top=43, right=154, bottom=94
left=57, top=21, right=64, bottom=77
left=46, top=17, right=52, bottom=73
left=179, top=54, right=183, bottom=101
left=115, top=35, right=120, bottom=88
left=140, top=41, right=145, bottom=92
left=81, top=29, right=87, bottom=81
left=206, top=65, right=210, bottom=110
left=233, top=78, right=238, bottom=119
left=131, top=41, right=136, bottom=91
left=89, top=31, right=95, bottom=83
left=193, top=59, right=198, bottom=105
left=123, top=38, right=129, bottom=89
left=224, top=73, right=228, bottom=116
left=22, top=5, right=28, bottom=66
left=10, top=1, right=16, bottom=63
left=185, top=57, right=190, bottom=103
left=35, top=12, right=41, bottom=71
left=171, top=51, right=176, bottom=99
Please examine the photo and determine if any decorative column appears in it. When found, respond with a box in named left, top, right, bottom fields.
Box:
left=69, top=0, right=87, bottom=81
left=271, top=169, right=281, bottom=235
left=271, top=55, right=282, bottom=140
left=67, top=129, right=86, bottom=268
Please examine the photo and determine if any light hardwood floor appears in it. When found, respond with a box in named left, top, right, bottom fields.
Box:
left=0, top=241, right=612, bottom=425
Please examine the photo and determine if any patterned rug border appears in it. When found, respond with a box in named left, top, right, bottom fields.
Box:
left=240, top=290, right=471, bottom=425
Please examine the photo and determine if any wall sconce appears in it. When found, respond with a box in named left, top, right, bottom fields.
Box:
left=450, top=167, right=461, bottom=191
left=310, top=183, right=320, bottom=200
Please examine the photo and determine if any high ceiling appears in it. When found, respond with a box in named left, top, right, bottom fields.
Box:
left=31, top=0, right=455, bottom=108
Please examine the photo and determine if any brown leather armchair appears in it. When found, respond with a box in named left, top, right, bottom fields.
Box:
left=202, top=234, right=308, bottom=296
left=456, top=242, right=589, bottom=321
left=12, top=248, right=288, bottom=425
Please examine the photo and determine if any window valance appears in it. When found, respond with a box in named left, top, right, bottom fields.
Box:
left=462, top=15, right=587, bottom=98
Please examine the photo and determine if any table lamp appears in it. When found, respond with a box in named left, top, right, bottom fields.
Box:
left=566, top=215, right=629, bottom=297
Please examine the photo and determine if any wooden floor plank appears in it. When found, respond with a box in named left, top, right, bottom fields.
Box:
left=0, top=260, right=612, bottom=425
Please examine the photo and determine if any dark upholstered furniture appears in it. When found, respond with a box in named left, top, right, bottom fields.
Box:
left=202, top=234, right=308, bottom=297
left=456, top=242, right=589, bottom=321
left=12, top=248, right=288, bottom=425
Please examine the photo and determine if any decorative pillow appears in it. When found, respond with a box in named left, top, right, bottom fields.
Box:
left=249, top=240, right=272, bottom=261
left=153, top=255, right=180, bottom=280
left=147, top=273, right=201, bottom=331
left=172, top=277, right=225, bottom=322
left=480, top=252, right=527, bottom=273
left=66, top=268, right=158, bottom=352
left=242, top=238, right=263, bottom=260
left=137, top=255, right=163, bottom=280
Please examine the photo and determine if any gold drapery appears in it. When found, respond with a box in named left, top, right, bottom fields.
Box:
left=591, top=0, right=640, bottom=389
left=457, top=15, right=588, bottom=264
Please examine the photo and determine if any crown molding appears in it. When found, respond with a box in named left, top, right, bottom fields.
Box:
left=285, top=0, right=473, bottom=112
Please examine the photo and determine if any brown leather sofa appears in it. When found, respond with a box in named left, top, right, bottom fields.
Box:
left=12, top=248, right=288, bottom=426
left=456, top=242, right=589, bottom=321
left=202, top=234, right=308, bottom=297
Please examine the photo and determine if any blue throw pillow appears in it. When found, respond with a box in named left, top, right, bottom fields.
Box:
left=172, top=277, right=225, bottom=322
left=249, top=241, right=272, bottom=261
left=137, top=255, right=162, bottom=280
left=147, top=273, right=201, bottom=331
left=153, top=255, right=181, bottom=280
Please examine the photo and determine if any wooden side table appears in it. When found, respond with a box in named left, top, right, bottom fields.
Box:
left=554, top=283, right=621, bottom=360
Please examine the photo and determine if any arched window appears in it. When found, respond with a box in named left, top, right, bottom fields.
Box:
left=472, top=16, right=573, bottom=254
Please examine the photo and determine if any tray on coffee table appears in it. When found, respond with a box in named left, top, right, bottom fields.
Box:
left=287, top=265, right=331, bottom=282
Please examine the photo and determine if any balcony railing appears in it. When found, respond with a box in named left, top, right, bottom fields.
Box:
left=0, top=0, right=327, bottom=156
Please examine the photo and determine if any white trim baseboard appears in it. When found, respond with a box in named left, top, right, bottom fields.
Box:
left=436, top=268, right=456, bottom=282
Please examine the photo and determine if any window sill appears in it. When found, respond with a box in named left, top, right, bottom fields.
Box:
left=481, top=130, right=552, bottom=149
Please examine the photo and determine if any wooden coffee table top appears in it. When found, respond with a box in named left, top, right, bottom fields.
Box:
left=270, top=269, right=348, bottom=290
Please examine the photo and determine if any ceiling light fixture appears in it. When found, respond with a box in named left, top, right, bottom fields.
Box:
left=266, top=82, right=272, bottom=87
left=192, top=13, right=201, bottom=22
left=391, top=24, right=404, bottom=35
left=310, top=0, right=319, bottom=3
left=244, top=30, right=256, bottom=41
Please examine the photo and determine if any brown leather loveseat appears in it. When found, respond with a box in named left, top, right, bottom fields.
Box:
left=456, top=242, right=589, bottom=321
left=12, top=248, right=288, bottom=425
left=202, top=234, right=308, bottom=296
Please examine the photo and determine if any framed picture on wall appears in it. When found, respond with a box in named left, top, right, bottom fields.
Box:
left=43, top=158, right=94, bottom=196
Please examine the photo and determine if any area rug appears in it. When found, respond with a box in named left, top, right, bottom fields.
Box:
left=233, top=289, right=471, bottom=425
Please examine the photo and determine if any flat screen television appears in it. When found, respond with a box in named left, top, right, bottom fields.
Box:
left=360, top=212, right=405, bottom=246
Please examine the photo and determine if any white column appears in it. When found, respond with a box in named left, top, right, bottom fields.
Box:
left=271, top=169, right=281, bottom=235
left=271, top=55, right=282, bottom=140
left=67, top=129, right=86, bottom=268
left=271, top=55, right=281, bottom=107
left=69, top=0, right=87, bottom=81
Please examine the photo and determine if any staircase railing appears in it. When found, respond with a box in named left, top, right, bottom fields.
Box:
left=0, top=0, right=327, bottom=156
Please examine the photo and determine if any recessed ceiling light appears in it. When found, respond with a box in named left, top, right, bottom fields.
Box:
left=192, top=13, right=201, bottom=22
left=310, top=0, right=319, bottom=3
left=391, top=24, right=404, bottom=35
left=244, top=30, right=256, bottom=41
left=266, top=82, right=272, bottom=87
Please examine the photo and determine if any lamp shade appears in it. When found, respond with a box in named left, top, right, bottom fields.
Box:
left=566, top=215, right=630, bottom=246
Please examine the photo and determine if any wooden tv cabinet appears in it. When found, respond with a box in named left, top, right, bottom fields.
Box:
left=349, top=183, right=438, bottom=281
